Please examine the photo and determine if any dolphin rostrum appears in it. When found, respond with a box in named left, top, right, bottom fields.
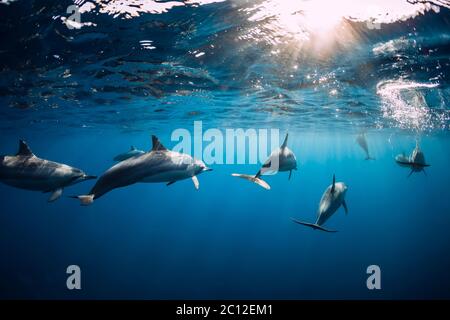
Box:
left=113, top=145, right=145, bottom=162
left=0, top=140, right=96, bottom=202
left=356, top=132, right=375, bottom=160
left=71, top=135, right=212, bottom=205
left=231, top=133, right=297, bottom=190
left=291, top=174, right=348, bottom=233
left=395, top=140, right=430, bottom=177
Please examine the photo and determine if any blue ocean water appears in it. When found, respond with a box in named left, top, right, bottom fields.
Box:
left=0, top=0, right=450, bottom=299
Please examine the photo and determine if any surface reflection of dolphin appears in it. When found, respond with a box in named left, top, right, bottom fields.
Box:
left=0, top=140, right=96, bottom=202
left=231, top=133, right=297, bottom=190
left=395, top=141, right=430, bottom=177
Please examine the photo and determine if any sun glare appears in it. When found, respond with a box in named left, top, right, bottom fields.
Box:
left=243, top=0, right=443, bottom=43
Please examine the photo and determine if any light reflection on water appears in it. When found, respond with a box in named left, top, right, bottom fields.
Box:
left=0, top=0, right=449, bottom=132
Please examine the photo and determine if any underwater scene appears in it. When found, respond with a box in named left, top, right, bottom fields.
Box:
left=0, top=0, right=450, bottom=299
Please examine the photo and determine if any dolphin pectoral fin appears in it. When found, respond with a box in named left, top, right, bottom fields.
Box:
left=231, top=173, right=270, bottom=190
left=288, top=170, right=292, bottom=180
left=192, top=176, right=199, bottom=190
left=291, top=218, right=337, bottom=233
left=407, top=169, right=414, bottom=178
left=48, top=188, right=63, bottom=202
left=69, top=195, right=94, bottom=206
left=166, top=181, right=176, bottom=186
left=342, top=200, right=348, bottom=215
left=422, top=168, right=427, bottom=176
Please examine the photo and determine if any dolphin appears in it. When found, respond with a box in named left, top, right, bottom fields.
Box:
left=394, top=153, right=411, bottom=168
left=395, top=140, right=430, bottom=177
left=291, top=174, right=348, bottom=233
left=71, top=135, right=212, bottom=205
left=113, top=146, right=145, bottom=162
left=356, top=132, right=375, bottom=160
left=0, top=140, right=96, bottom=202
left=231, top=133, right=297, bottom=190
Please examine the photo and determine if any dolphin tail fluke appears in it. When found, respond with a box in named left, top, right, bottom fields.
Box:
left=365, top=156, right=375, bottom=160
left=69, top=194, right=94, bottom=206
left=291, top=218, right=338, bottom=233
left=231, top=173, right=270, bottom=190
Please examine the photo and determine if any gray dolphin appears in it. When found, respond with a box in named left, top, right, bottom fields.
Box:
left=113, top=146, right=145, bottom=162
left=71, top=135, right=212, bottom=205
left=356, top=132, right=375, bottom=160
left=231, top=133, right=297, bottom=190
left=291, top=174, right=348, bottom=233
left=0, top=140, right=96, bottom=202
left=395, top=140, right=430, bottom=177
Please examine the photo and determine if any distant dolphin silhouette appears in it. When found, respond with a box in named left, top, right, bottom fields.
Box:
left=71, top=135, right=212, bottom=205
left=0, top=140, right=96, bottom=202
left=395, top=140, right=430, bottom=177
left=231, top=133, right=297, bottom=190
left=291, top=174, right=348, bottom=233
left=356, top=132, right=375, bottom=160
left=113, top=146, right=145, bottom=162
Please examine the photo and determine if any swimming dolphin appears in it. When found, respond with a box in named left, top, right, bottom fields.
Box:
left=113, top=146, right=145, bottom=162
left=231, top=133, right=297, bottom=190
left=71, top=135, right=212, bottom=205
left=356, top=132, right=375, bottom=160
left=395, top=140, right=430, bottom=177
left=0, top=140, right=96, bottom=202
left=394, top=153, right=411, bottom=168
left=291, top=174, right=348, bottom=233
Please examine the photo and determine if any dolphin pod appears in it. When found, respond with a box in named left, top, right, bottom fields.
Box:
left=0, top=140, right=96, bottom=202
left=0, top=134, right=430, bottom=233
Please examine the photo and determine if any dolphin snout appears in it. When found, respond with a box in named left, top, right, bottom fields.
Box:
left=203, top=167, right=213, bottom=172
left=83, top=175, right=97, bottom=180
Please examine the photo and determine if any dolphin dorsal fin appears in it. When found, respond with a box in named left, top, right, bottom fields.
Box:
left=130, top=146, right=136, bottom=151
left=16, top=140, right=34, bottom=157
left=151, top=135, right=167, bottom=151
left=281, top=133, right=288, bottom=149
left=331, top=174, right=336, bottom=193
